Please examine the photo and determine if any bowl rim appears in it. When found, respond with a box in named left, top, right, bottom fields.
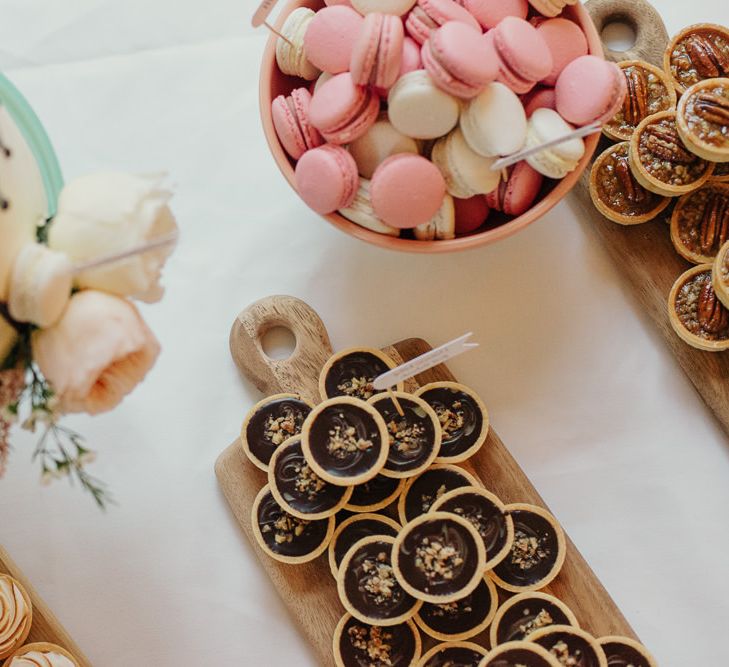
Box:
left=259, top=0, right=604, bottom=254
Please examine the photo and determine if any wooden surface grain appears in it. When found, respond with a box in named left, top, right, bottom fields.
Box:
left=0, top=546, right=91, bottom=666
left=216, top=296, right=637, bottom=666
left=578, top=0, right=729, bottom=436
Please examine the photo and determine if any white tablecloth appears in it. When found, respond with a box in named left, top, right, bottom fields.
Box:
left=1, top=1, right=728, bottom=664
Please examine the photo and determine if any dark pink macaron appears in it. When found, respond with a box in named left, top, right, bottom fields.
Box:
left=521, top=86, right=556, bottom=116
left=405, top=0, right=480, bottom=46
left=370, top=154, right=446, bottom=228
left=454, top=195, right=490, bottom=234
left=461, top=0, right=528, bottom=30
left=309, top=73, right=380, bottom=144
left=536, top=18, right=588, bottom=86
left=555, top=55, right=627, bottom=125
left=421, top=21, right=498, bottom=99
left=351, top=13, right=404, bottom=90
left=485, top=161, right=543, bottom=216
left=295, top=144, right=359, bottom=214
left=271, top=87, right=323, bottom=160
left=304, top=6, right=364, bottom=74
left=490, top=16, right=553, bottom=95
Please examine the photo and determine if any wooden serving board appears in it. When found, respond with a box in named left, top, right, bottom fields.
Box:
left=215, top=295, right=637, bottom=667
left=0, top=546, right=91, bottom=666
left=577, top=0, right=729, bottom=435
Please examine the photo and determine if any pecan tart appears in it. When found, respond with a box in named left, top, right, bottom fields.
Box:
left=629, top=111, right=714, bottom=197
left=480, top=641, right=563, bottom=667
left=677, top=78, right=729, bottom=162
left=604, top=61, right=677, bottom=141
left=338, top=535, right=422, bottom=626
left=713, top=239, right=729, bottom=308
left=668, top=264, right=729, bottom=351
left=710, top=160, right=729, bottom=182
left=346, top=474, right=407, bottom=513
left=393, top=512, right=486, bottom=604
left=670, top=183, right=729, bottom=263
left=5, top=643, right=80, bottom=667
left=597, top=636, right=658, bottom=667
left=590, top=142, right=670, bottom=225
left=0, top=575, right=32, bottom=661
left=319, top=347, right=403, bottom=401
left=329, top=513, right=402, bottom=578
left=664, top=24, right=729, bottom=94
left=416, top=641, right=488, bottom=667
left=333, top=613, right=422, bottom=667
left=527, top=626, right=607, bottom=667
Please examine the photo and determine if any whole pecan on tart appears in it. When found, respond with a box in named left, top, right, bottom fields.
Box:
left=677, top=78, right=729, bottom=162
left=670, top=183, right=729, bottom=263
left=664, top=24, right=729, bottom=93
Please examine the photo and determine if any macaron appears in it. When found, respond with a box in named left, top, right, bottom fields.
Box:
left=555, top=55, right=627, bottom=126
left=405, top=0, right=480, bottom=46
left=351, top=13, right=404, bottom=90
left=536, top=18, right=588, bottom=86
left=303, top=6, right=364, bottom=74
left=527, top=0, right=575, bottom=18
left=431, top=127, right=501, bottom=198
left=489, top=17, right=553, bottom=94
left=524, top=107, right=585, bottom=178
left=522, top=86, right=556, bottom=116
left=453, top=195, right=490, bottom=234
left=485, top=161, right=543, bottom=215
left=370, top=154, right=446, bottom=228
left=414, top=194, right=456, bottom=239
left=352, top=0, right=417, bottom=15
left=275, top=7, right=320, bottom=81
left=388, top=70, right=460, bottom=140
left=309, top=73, right=380, bottom=144
left=460, top=82, right=527, bottom=156
left=271, top=87, right=323, bottom=160
left=295, top=144, right=359, bottom=214
left=461, top=0, right=528, bottom=29
left=348, top=117, right=420, bottom=178
left=399, top=37, right=423, bottom=79
left=421, top=21, right=498, bottom=99
left=340, top=178, right=400, bottom=236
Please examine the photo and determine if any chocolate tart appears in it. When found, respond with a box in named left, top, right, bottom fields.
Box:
left=346, top=474, right=408, bottom=513
left=251, top=484, right=335, bottom=564
left=0, top=575, right=32, bottom=661
left=713, top=239, right=729, bottom=307
left=329, top=513, right=402, bottom=578
left=414, top=382, right=489, bottom=463
left=597, top=636, right=657, bottom=667
left=416, top=641, right=488, bottom=667
left=527, top=626, right=607, bottom=667
left=589, top=142, right=670, bottom=225
left=489, top=504, right=566, bottom=593
left=677, top=78, right=729, bottom=162
left=338, top=535, right=422, bottom=626
left=398, top=464, right=482, bottom=525
left=240, top=393, right=313, bottom=472
left=268, top=435, right=352, bottom=520
left=333, top=613, right=422, bottom=667
left=629, top=111, right=714, bottom=197
left=302, top=397, right=389, bottom=486
left=431, top=486, right=514, bottom=571
left=489, top=592, right=579, bottom=647
left=393, top=511, right=486, bottom=604
left=604, top=61, right=677, bottom=142
left=5, top=643, right=80, bottom=667
left=319, top=347, right=403, bottom=402
left=480, top=641, right=562, bottom=667
left=415, top=575, right=498, bottom=642
left=369, top=392, right=442, bottom=478
left=711, top=161, right=729, bottom=182
left=670, top=183, right=729, bottom=263
left=668, top=264, right=729, bottom=351
left=664, top=24, right=729, bottom=94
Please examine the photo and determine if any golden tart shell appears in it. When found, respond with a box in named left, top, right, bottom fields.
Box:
left=676, top=78, right=729, bottom=162
left=597, top=635, right=658, bottom=667
left=664, top=23, right=729, bottom=94
left=4, top=643, right=80, bottom=667
left=670, top=183, right=729, bottom=264
left=0, top=575, right=32, bottom=661
left=713, top=239, right=729, bottom=308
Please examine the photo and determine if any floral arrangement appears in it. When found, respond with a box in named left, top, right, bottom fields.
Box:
left=0, top=172, right=177, bottom=508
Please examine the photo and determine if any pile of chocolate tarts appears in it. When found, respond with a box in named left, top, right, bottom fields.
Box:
left=587, top=23, right=729, bottom=351
left=0, top=574, right=81, bottom=667
left=240, top=347, right=656, bottom=666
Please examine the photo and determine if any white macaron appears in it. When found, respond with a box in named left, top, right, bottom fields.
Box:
left=414, top=194, right=456, bottom=240
left=525, top=108, right=585, bottom=179
left=352, top=0, right=417, bottom=15
left=348, top=117, right=420, bottom=179
left=340, top=178, right=400, bottom=236
left=276, top=8, right=320, bottom=80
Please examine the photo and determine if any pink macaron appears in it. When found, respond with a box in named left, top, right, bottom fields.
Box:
left=309, top=73, right=380, bottom=144
left=399, top=37, right=423, bottom=78
left=295, top=144, right=359, bottom=214
left=489, top=16, right=553, bottom=95
left=453, top=195, right=490, bottom=234
left=405, top=0, right=481, bottom=46
left=555, top=55, right=627, bottom=125
left=271, top=87, right=323, bottom=160
left=536, top=18, right=588, bottom=86
left=304, top=6, right=364, bottom=74
left=521, top=86, right=556, bottom=116
left=351, top=13, right=404, bottom=90
left=485, top=161, right=543, bottom=216
left=370, top=154, right=446, bottom=228
left=421, top=21, right=498, bottom=99
left=460, top=0, right=528, bottom=29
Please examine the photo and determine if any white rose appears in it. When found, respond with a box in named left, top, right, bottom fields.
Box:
left=48, top=172, right=177, bottom=303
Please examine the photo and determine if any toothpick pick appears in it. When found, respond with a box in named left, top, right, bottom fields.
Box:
left=490, top=122, right=602, bottom=172
left=387, top=388, right=405, bottom=417
left=73, top=231, right=179, bottom=275
left=263, top=20, right=294, bottom=46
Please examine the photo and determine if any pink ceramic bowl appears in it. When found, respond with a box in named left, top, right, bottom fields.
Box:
left=260, top=0, right=604, bottom=253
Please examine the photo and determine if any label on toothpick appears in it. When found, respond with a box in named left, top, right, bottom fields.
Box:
left=252, top=0, right=279, bottom=27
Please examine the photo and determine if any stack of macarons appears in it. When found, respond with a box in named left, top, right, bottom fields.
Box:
left=270, top=0, right=624, bottom=240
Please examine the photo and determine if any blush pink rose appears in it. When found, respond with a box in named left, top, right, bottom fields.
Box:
left=31, top=290, right=160, bottom=415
